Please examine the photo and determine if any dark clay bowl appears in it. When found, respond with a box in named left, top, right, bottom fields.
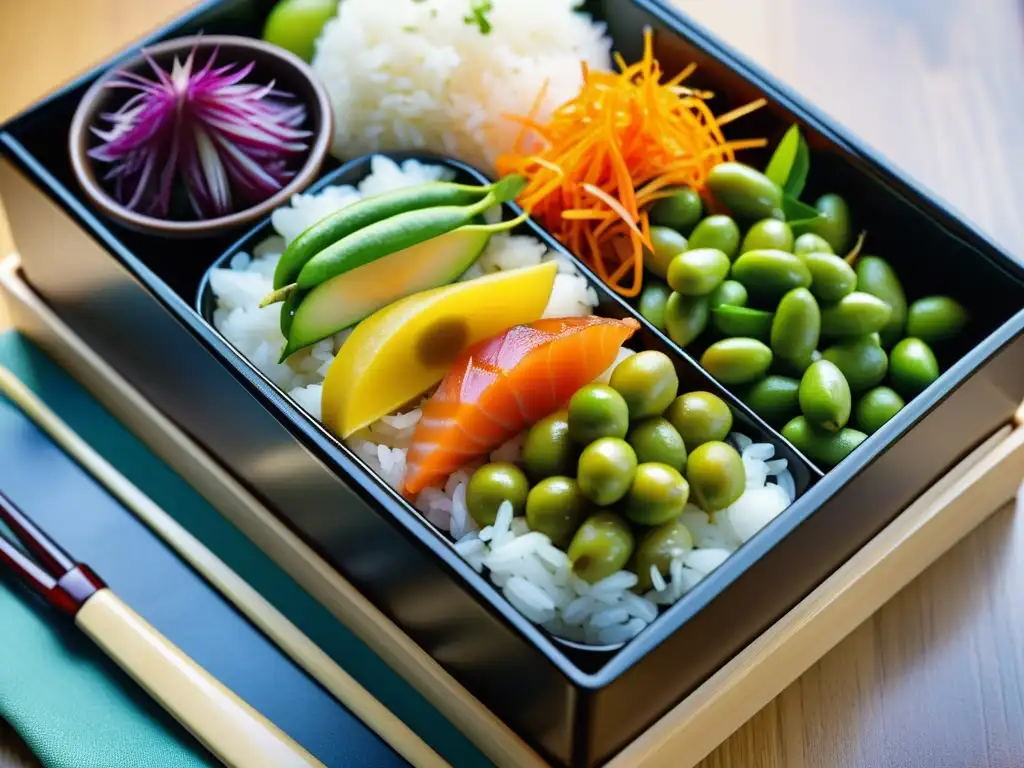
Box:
left=68, top=34, right=332, bottom=239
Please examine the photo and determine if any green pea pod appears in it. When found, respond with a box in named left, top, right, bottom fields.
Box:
left=272, top=180, right=495, bottom=289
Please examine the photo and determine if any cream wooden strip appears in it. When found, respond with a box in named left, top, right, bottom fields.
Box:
left=76, top=590, right=323, bottom=768
left=609, top=424, right=1024, bottom=768
left=0, top=255, right=541, bottom=768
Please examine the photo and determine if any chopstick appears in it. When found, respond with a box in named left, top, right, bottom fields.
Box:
left=0, top=366, right=447, bottom=768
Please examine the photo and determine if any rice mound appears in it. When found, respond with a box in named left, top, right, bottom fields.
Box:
left=311, top=0, right=612, bottom=174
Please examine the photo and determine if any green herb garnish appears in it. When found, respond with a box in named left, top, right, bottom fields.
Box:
left=765, top=125, right=811, bottom=199
left=464, top=0, right=493, bottom=34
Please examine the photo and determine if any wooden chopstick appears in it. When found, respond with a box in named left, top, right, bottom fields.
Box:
left=0, top=366, right=448, bottom=768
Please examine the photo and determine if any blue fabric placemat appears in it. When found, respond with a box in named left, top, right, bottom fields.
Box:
left=0, top=330, right=491, bottom=767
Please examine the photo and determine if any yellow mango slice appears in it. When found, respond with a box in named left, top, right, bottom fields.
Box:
left=321, top=261, right=558, bottom=438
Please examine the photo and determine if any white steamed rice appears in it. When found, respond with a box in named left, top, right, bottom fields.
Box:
left=208, top=156, right=797, bottom=647
left=311, top=0, right=612, bottom=174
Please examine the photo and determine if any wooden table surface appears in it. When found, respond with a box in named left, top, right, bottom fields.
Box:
left=1, top=1, right=1022, bottom=767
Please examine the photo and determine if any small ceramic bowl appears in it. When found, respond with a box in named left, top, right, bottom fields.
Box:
left=68, top=35, right=332, bottom=238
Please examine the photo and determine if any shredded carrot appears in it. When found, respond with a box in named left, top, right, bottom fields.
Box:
left=496, top=27, right=766, bottom=297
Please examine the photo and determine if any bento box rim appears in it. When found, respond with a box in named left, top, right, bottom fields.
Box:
left=0, top=0, right=1022, bottom=693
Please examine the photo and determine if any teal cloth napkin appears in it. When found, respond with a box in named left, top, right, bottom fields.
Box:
left=0, top=331, right=489, bottom=768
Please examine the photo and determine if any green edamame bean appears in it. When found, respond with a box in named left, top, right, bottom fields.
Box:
left=272, top=180, right=491, bottom=289
left=688, top=215, right=741, bottom=259
left=797, top=193, right=851, bottom=253
left=771, top=288, right=821, bottom=362
left=294, top=176, right=524, bottom=289
left=805, top=253, right=856, bottom=302
left=664, top=292, right=710, bottom=348
left=665, top=392, right=733, bottom=449
left=568, top=384, right=630, bottom=444
left=793, top=232, right=833, bottom=257
left=636, top=520, right=694, bottom=590
left=521, top=411, right=574, bottom=480
left=822, top=337, right=888, bottom=393
left=855, top=256, right=907, bottom=347
left=706, top=162, right=784, bottom=221
left=741, top=375, right=801, bottom=427
left=905, top=297, right=970, bottom=344
left=577, top=438, right=638, bottom=506
left=686, top=441, right=746, bottom=512
left=466, top=462, right=529, bottom=525
left=525, top=476, right=587, bottom=548
left=623, top=463, right=690, bottom=526
left=888, top=338, right=939, bottom=398
left=645, top=226, right=688, bottom=279
left=741, top=219, right=794, bottom=254
left=709, top=280, right=748, bottom=309
left=799, top=359, right=851, bottom=432
left=567, top=512, right=635, bottom=583
left=609, top=351, right=680, bottom=420
left=731, top=249, right=812, bottom=302
left=667, top=248, right=731, bottom=296
left=701, top=338, right=773, bottom=385
left=649, top=188, right=703, bottom=233
left=711, top=306, right=774, bottom=342
left=639, top=282, right=672, bottom=330
left=820, top=292, right=893, bottom=338
left=627, top=418, right=687, bottom=471
left=854, top=386, right=905, bottom=435
left=782, top=416, right=866, bottom=468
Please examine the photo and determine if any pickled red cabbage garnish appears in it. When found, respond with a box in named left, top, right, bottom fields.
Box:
left=88, top=43, right=311, bottom=220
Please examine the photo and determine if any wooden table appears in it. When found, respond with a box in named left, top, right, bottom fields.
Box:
left=1, top=1, right=1022, bottom=766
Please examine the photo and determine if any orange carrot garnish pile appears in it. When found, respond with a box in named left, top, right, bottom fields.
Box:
left=496, top=28, right=767, bottom=297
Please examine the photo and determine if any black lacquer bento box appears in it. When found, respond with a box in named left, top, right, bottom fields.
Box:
left=2, top=1, right=1024, bottom=765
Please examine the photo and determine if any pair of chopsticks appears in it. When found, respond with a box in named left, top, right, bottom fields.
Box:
left=0, top=365, right=446, bottom=768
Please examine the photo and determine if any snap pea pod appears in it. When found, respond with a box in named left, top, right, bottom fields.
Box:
left=271, top=180, right=495, bottom=289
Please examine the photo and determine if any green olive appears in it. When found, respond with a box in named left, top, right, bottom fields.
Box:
left=638, top=281, right=671, bottom=330
left=822, top=337, right=888, bottom=393
left=623, top=463, right=690, bottom=526
left=665, top=391, right=734, bottom=449
left=711, top=305, right=774, bottom=341
left=645, top=226, right=688, bottom=279
left=820, top=292, right=893, bottom=338
left=649, top=188, right=703, bottom=233
left=609, top=350, right=680, bottom=420
left=700, top=338, right=773, bottom=385
left=854, top=386, right=905, bottom=435
left=782, top=416, right=866, bottom=468
left=730, top=249, right=812, bottom=302
left=799, top=359, right=851, bottom=432
left=804, top=252, right=856, bottom=302
left=567, top=512, right=635, bottom=583
left=466, top=462, right=529, bottom=526
left=525, top=476, right=587, bottom=548
left=855, top=256, right=907, bottom=347
left=667, top=248, right=731, bottom=296
left=664, top=292, right=711, bottom=348
left=568, top=384, right=630, bottom=444
left=687, top=215, right=741, bottom=259
left=905, top=296, right=970, bottom=345
left=709, top=279, right=749, bottom=309
left=686, top=441, right=746, bottom=512
left=521, top=410, right=575, bottom=480
left=706, top=162, right=784, bottom=221
left=771, top=348, right=820, bottom=378
left=626, top=417, right=687, bottom=471
left=741, top=219, right=794, bottom=254
left=577, top=438, right=638, bottom=506
left=741, top=375, right=801, bottom=427
left=636, top=519, right=694, bottom=590
left=797, top=193, right=852, bottom=253
left=793, top=232, right=833, bottom=257
left=771, top=287, right=821, bottom=362
left=888, top=338, right=939, bottom=398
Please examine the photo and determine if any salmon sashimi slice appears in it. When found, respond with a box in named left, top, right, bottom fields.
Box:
left=403, top=315, right=640, bottom=496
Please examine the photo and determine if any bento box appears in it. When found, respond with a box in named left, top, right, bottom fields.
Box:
left=2, top=0, right=1024, bottom=765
